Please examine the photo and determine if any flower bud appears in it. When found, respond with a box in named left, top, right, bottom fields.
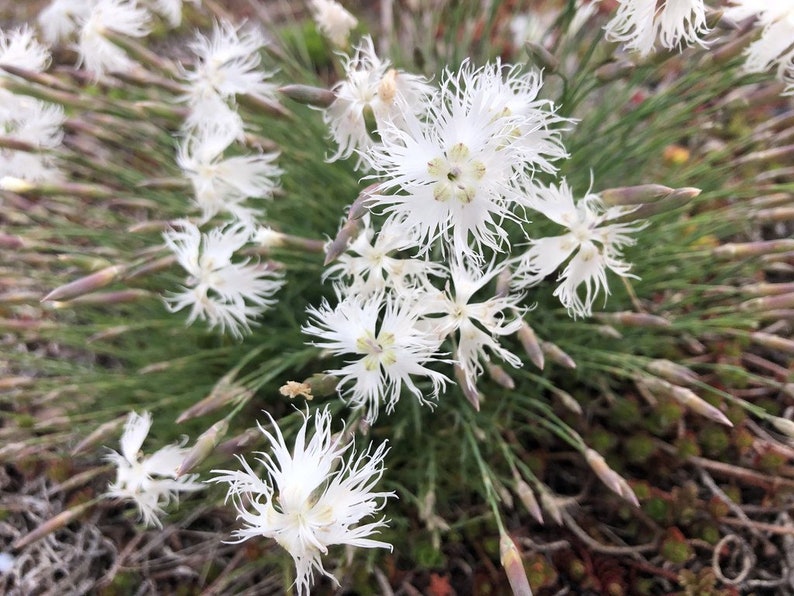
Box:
left=524, top=41, right=558, bottom=72
left=50, top=289, right=153, bottom=307
left=646, top=359, right=698, bottom=386
left=540, top=341, right=576, bottom=369
left=177, top=375, right=252, bottom=423
left=324, top=218, right=360, bottom=265
left=500, top=531, right=533, bottom=596
left=176, top=420, right=229, bottom=477
left=305, top=373, right=339, bottom=397
left=538, top=488, right=563, bottom=525
left=278, top=84, right=337, bottom=108
left=513, top=473, right=543, bottom=524
left=486, top=362, right=515, bottom=390
left=551, top=387, right=582, bottom=415
left=600, top=184, right=673, bottom=207
left=749, top=332, right=794, bottom=355
left=771, top=416, right=794, bottom=438
left=517, top=322, right=544, bottom=370
left=640, top=376, right=732, bottom=426
left=612, top=187, right=700, bottom=222
left=584, top=448, right=639, bottom=507
left=42, top=265, right=126, bottom=302
left=715, top=239, right=794, bottom=260
left=72, top=416, right=126, bottom=455
left=595, top=311, right=671, bottom=328
left=741, top=292, right=794, bottom=312
left=217, top=427, right=262, bottom=457
left=13, top=499, right=97, bottom=550
left=454, top=363, right=482, bottom=411
left=595, top=60, right=635, bottom=82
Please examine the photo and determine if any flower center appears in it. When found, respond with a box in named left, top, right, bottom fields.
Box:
left=427, top=142, right=486, bottom=204
left=357, top=331, right=397, bottom=370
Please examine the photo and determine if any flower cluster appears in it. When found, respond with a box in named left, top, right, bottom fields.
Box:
left=211, top=407, right=394, bottom=596
left=105, top=411, right=204, bottom=527
left=165, top=20, right=285, bottom=334
left=310, top=47, right=643, bottom=420
left=0, top=27, right=64, bottom=182
left=38, top=0, right=193, bottom=50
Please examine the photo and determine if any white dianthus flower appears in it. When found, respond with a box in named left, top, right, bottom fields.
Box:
left=421, top=259, right=525, bottom=395
left=210, top=406, right=394, bottom=596
left=514, top=181, right=646, bottom=318
left=604, top=0, right=709, bottom=56
left=181, top=20, right=277, bottom=136
left=0, top=28, right=63, bottom=182
left=105, top=411, right=204, bottom=528
left=303, top=292, right=448, bottom=421
left=38, top=0, right=93, bottom=46
left=163, top=221, right=284, bottom=339
left=77, top=0, right=151, bottom=78
left=0, top=26, right=51, bottom=73
left=365, top=61, right=532, bottom=263
left=177, top=123, right=282, bottom=226
left=323, top=216, right=443, bottom=298
left=725, top=2, right=794, bottom=94
left=310, top=0, right=358, bottom=47
left=323, top=35, right=432, bottom=169
left=0, top=99, right=65, bottom=182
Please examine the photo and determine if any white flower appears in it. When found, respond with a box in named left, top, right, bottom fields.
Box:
left=77, top=0, right=151, bottom=78
left=105, top=411, right=204, bottom=528
left=210, top=406, right=394, bottom=596
left=0, top=99, right=64, bottom=182
left=514, top=181, right=646, bottom=318
left=0, top=26, right=51, bottom=73
left=323, top=35, right=432, bottom=169
left=422, top=259, right=524, bottom=395
left=0, top=27, right=63, bottom=182
left=724, top=2, right=794, bottom=94
left=177, top=122, right=282, bottom=226
left=180, top=20, right=277, bottom=136
left=38, top=0, right=93, bottom=46
left=303, top=292, right=448, bottom=421
left=604, top=0, right=709, bottom=56
left=310, top=0, right=358, bottom=47
left=163, top=221, right=284, bottom=338
left=323, top=216, right=442, bottom=298
left=365, top=61, right=530, bottom=262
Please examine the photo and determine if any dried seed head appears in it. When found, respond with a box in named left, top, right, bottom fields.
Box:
left=280, top=380, right=313, bottom=400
